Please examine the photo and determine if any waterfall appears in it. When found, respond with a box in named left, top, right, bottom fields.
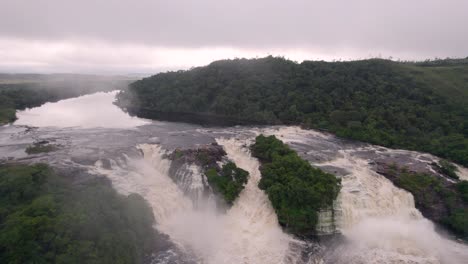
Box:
left=93, top=144, right=192, bottom=225
left=171, top=163, right=211, bottom=208
left=318, top=150, right=468, bottom=263
left=215, top=138, right=311, bottom=263
left=91, top=127, right=468, bottom=264
left=93, top=141, right=317, bottom=263
left=324, top=150, right=422, bottom=229
left=264, top=126, right=468, bottom=263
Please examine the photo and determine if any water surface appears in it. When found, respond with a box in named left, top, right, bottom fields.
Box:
left=2, top=92, right=468, bottom=263
left=15, top=91, right=149, bottom=128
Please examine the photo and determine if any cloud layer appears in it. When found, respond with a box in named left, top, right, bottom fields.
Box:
left=1, top=0, right=467, bottom=73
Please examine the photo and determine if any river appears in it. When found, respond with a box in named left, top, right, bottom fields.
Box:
left=1, top=91, right=467, bottom=263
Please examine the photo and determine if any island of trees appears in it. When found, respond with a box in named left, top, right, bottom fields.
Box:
left=169, top=144, right=249, bottom=206
left=206, top=162, right=249, bottom=205
left=117, top=57, right=468, bottom=167
left=251, top=135, right=340, bottom=236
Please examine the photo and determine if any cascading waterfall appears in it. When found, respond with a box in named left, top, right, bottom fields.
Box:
left=94, top=140, right=315, bottom=263
left=215, top=138, right=310, bottom=264
left=171, top=163, right=210, bottom=208
left=11, top=84, right=468, bottom=263
left=264, top=127, right=468, bottom=263
left=94, top=144, right=192, bottom=225
left=91, top=126, right=468, bottom=264
left=455, top=164, right=468, bottom=181
left=323, top=150, right=422, bottom=229
left=322, top=150, right=468, bottom=263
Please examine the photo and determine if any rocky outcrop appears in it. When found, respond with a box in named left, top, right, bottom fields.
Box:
left=376, top=161, right=468, bottom=238
left=25, top=140, right=60, bottom=155
left=168, top=142, right=226, bottom=169
left=167, top=142, right=249, bottom=206
left=376, top=162, right=449, bottom=221
left=165, top=143, right=226, bottom=206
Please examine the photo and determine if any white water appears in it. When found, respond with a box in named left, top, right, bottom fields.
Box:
left=455, top=164, right=468, bottom=181
left=215, top=138, right=306, bottom=263
left=172, top=163, right=209, bottom=208
left=325, top=150, right=422, bottom=229
left=12, top=87, right=467, bottom=263
left=94, top=145, right=192, bottom=225
left=266, top=126, right=468, bottom=263
left=92, top=128, right=468, bottom=263
left=94, top=140, right=311, bottom=263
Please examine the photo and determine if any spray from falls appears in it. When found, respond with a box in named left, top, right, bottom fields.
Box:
left=94, top=144, right=192, bottom=225
left=324, top=150, right=422, bottom=229
left=171, top=163, right=211, bottom=208
left=92, top=126, right=468, bottom=264
left=264, top=126, right=468, bottom=264
left=94, top=140, right=315, bottom=263
left=215, top=138, right=309, bottom=263
left=329, top=152, right=468, bottom=263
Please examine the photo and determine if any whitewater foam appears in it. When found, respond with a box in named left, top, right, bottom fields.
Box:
left=94, top=140, right=314, bottom=263
left=91, top=126, right=468, bottom=264
left=264, top=126, right=468, bottom=263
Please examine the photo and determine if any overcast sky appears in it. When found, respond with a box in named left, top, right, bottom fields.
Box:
left=1, top=0, right=467, bottom=74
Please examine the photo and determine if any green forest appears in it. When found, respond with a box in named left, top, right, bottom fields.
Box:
left=251, top=135, right=340, bottom=235
left=0, top=163, right=158, bottom=264
left=0, top=83, right=74, bottom=124
left=117, top=57, right=468, bottom=167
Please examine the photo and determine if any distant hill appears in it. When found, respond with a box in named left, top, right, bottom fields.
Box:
left=117, top=57, right=468, bottom=166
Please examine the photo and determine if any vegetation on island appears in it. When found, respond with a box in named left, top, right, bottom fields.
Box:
left=169, top=144, right=248, bottom=205
left=432, top=159, right=460, bottom=180
left=381, top=165, right=468, bottom=239
left=0, top=163, right=158, bottom=263
left=117, top=56, right=468, bottom=167
left=25, top=142, right=59, bottom=154
left=206, top=162, right=249, bottom=205
left=251, top=135, right=340, bottom=235
left=396, top=172, right=468, bottom=239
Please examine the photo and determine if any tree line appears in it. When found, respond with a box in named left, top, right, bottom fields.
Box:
left=117, top=56, right=468, bottom=167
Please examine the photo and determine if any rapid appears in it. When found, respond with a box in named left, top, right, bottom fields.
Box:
left=1, top=92, right=467, bottom=263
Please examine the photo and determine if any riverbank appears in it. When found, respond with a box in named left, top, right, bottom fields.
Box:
left=0, top=74, right=132, bottom=125
left=0, top=162, right=190, bottom=263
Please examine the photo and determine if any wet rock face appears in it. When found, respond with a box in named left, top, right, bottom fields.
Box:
left=168, top=142, right=226, bottom=169
left=375, top=161, right=467, bottom=231
left=375, top=161, right=454, bottom=187
left=166, top=143, right=228, bottom=207
left=373, top=156, right=433, bottom=176
left=166, top=142, right=249, bottom=207
left=376, top=162, right=448, bottom=221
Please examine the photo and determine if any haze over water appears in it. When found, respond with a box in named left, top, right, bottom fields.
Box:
left=14, top=91, right=149, bottom=128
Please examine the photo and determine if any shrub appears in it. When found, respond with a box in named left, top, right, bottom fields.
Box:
left=206, top=162, right=248, bottom=204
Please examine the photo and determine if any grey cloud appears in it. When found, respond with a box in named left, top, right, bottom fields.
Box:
left=1, top=0, right=468, bottom=58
